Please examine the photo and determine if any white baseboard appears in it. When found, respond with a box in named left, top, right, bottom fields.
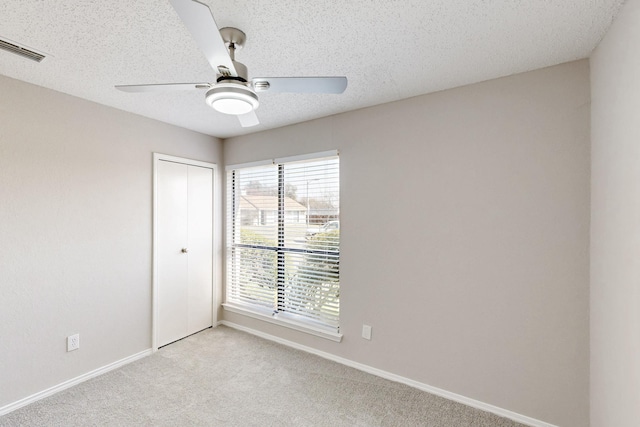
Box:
left=0, top=349, right=152, bottom=417
left=219, top=320, right=557, bottom=427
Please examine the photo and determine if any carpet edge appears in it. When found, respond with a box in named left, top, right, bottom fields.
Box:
left=0, top=348, right=152, bottom=417
left=218, top=320, right=557, bottom=427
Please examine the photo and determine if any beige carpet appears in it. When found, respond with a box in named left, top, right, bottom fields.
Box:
left=0, top=326, right=527, bottom=426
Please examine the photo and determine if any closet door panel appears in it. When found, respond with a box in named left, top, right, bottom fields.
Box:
left=187, top=165, right=213, bottom=334
left=157, top=161, right=189, bottom=347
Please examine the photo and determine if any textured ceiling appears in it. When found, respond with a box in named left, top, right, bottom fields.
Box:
left=0, top=0, right=624, bottom=139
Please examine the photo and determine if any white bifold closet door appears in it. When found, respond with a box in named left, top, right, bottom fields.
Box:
left=157, top=160, right=213, bottom=347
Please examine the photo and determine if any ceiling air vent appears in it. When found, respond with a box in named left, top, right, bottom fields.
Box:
left=0, top=37, right=45, bottom=62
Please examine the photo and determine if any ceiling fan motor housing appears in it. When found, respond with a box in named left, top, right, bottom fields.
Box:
left=217, top=60, right=249, bottom=83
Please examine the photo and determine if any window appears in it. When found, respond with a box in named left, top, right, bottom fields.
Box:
left=225, top=152, right=340, bottom=339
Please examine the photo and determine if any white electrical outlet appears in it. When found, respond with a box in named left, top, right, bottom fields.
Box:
left=362, top=324, right=372, bottom=340
left=67, top=334, right=80, bottom=352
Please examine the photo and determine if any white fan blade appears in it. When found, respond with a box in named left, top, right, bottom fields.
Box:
left=237, top=111, right=260, bottom=127
left=115, top=83, right=210, bottom=92
left=169, top=0, right=236, bottom=75
left=252, top=77, right=347, bottom=94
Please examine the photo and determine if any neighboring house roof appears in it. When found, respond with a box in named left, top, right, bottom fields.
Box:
left=240, top=195, right=307, bottom=211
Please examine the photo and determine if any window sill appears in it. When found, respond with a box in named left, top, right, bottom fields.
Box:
left=222, top=303, right=343, bottom=342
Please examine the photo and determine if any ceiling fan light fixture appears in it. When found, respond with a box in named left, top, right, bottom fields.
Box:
left=205, top=83, right=259, bottom=115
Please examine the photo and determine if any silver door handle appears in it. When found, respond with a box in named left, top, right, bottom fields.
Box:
left=181, top=248, right=188, bottom=253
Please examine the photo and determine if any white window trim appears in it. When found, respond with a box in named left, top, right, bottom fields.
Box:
left=222, top=302, right=343, bottom=342
left=224, top=159, right=273, bottom=171
left=225, top=150, right=341, bottom=341
left=226, top=150, right=339, bottom=171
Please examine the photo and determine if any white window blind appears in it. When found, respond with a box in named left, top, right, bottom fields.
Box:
left=226, top=154, right=340, bottom=332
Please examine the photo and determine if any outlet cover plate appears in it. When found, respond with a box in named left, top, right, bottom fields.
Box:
left=67, top=334, right=80, bottom=352
left=362, top=325, right=372, bottom=340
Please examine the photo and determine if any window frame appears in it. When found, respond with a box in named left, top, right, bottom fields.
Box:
left=223, top=151, right=342, bottom=342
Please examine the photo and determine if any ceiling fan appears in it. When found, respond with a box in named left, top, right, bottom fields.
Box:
left=115, top=0, right=348, bottom=128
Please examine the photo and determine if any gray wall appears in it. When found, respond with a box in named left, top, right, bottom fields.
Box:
left=0, top=75, right=223, bottom=408
left=0, top=59, right=592, bottom=426
left=224, top=60, right=591, bottom=427
left=590, top=1, right=640, bottom=425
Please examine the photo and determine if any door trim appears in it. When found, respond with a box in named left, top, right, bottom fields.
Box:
left=152, top=153, right=219, bottom=351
